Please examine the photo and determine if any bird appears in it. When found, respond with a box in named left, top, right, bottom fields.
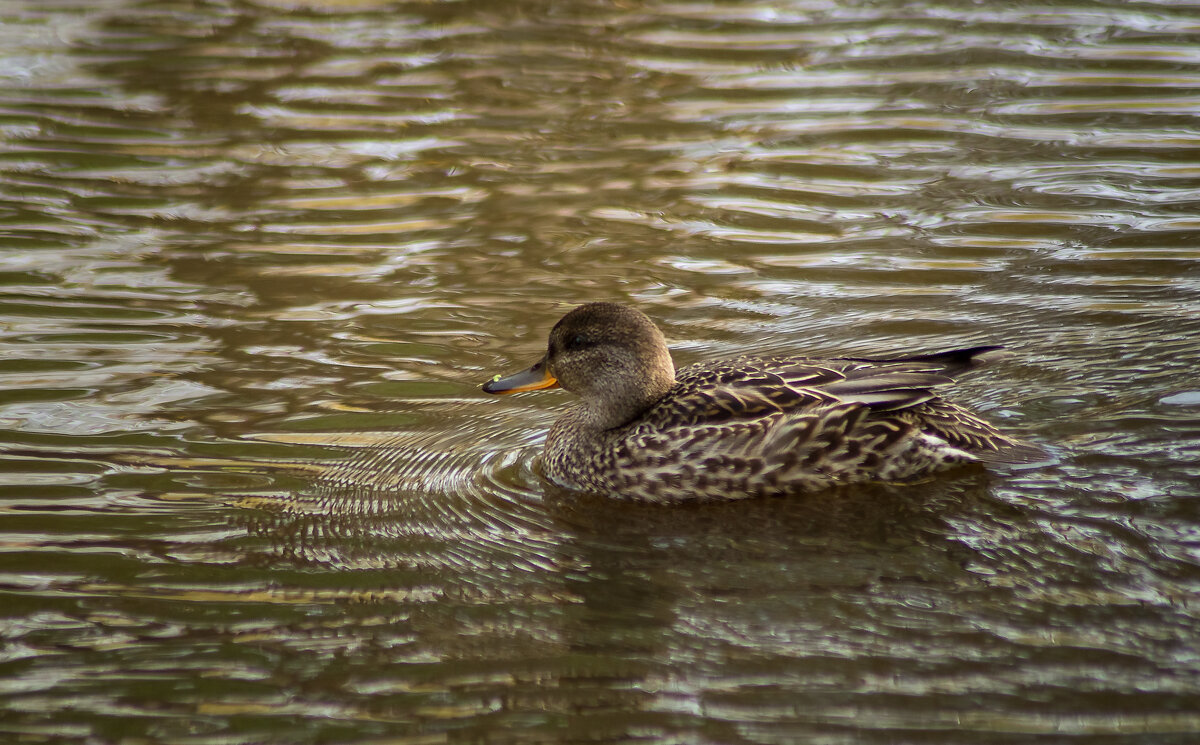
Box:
left=482, top=302, right=1042, bottom=502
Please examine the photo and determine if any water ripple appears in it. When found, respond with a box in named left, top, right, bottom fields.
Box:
left=2, top=0, right=1200, bottom=742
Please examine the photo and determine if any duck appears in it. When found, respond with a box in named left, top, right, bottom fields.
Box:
left=482, top=302, right=1041, bottom=502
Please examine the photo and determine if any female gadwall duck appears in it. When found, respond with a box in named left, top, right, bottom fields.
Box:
left=483, top=302, right=1040, bottom=502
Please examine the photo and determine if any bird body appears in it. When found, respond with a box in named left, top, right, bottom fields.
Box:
left=483, top=303, right=1039, bottom=503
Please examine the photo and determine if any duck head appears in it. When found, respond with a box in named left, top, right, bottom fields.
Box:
left=483, top=302, right=676, bottom=429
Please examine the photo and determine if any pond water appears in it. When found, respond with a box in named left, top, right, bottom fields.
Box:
left=2, top=0, right=1199, bottom=742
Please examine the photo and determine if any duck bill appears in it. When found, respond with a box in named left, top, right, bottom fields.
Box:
left=482, top=359, right=558, bottom=395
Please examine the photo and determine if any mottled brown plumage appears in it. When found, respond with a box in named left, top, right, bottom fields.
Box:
left=483, top=302, right=1041, bottom=502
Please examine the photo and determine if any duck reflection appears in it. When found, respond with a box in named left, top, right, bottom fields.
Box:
left=222, top=443, right=996, bottom=740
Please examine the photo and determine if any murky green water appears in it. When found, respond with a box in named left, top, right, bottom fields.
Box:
left=2, top=0, right=1199, bottom=742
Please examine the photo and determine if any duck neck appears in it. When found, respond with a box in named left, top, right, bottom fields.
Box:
left=583, top=351, right=676, bottom=431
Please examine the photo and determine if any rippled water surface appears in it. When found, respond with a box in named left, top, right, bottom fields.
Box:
left=2, top=0, right=1200, bottom=742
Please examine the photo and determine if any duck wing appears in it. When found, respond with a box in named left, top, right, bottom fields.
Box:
left=621, top=357, right=931, bottom=471
left=662, top=354, right=965, bottom=424
left=640, top=358, right=842, bottom=430
left=624, top=350, right=1038, bottom=474
left=750, top=352, right=1042, bottom=461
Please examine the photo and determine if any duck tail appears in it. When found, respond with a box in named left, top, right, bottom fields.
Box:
left=973, top=438, right=1057, bottom=468
left=888, top=345, right=1008, bottom=372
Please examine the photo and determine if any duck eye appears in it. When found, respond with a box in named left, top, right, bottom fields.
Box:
left=567, top=334, right=589, bottom=350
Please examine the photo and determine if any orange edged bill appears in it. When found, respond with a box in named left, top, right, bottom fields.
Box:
left=482, top=359, right=558, bottom=394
